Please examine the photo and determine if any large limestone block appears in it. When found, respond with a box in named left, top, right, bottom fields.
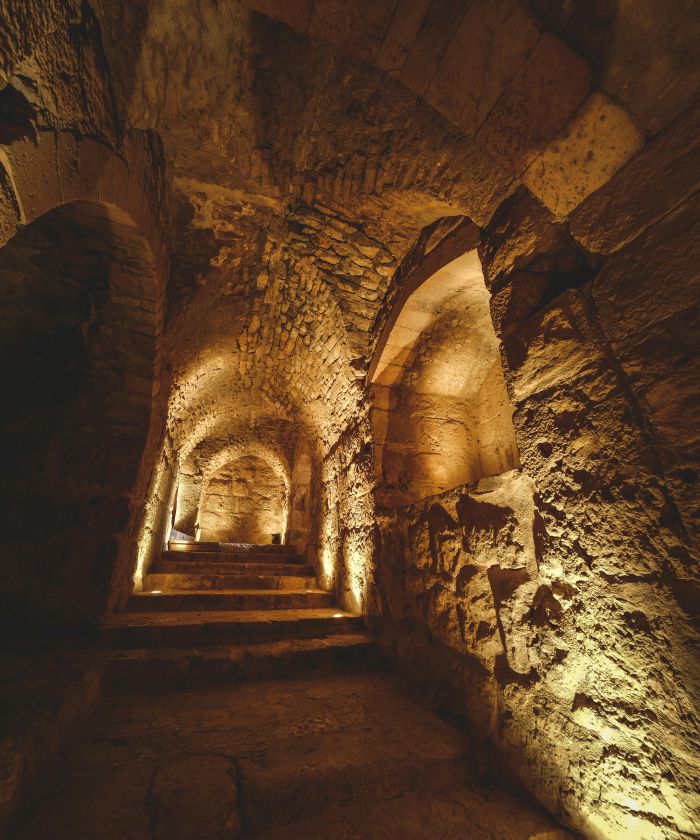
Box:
left=308, top=0, right=398, bottom=62
left=398, top=0, right=471, bottom=96
left=523, top=90, right=644, bottom=220
left=502, top=290, right=616, bottom=405
left=531, top=0, right=700, bottom=133
left=244, top=0, right=313, bottom=31
left=592, top=193, right=700, bottom=547
left=0, top=161, right=20, bottom=246
left=149, top=756, right=240, bottom=839
left=593, top=191, right=700, bottom=353
left=478, top=190, right=578, bottom=287
left=570, top=98, right=700, bottom=254
left=1, top=130, right=62, bottom=222
left=375, top=0, right=432, bottom=74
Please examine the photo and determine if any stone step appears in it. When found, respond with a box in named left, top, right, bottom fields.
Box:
left=153, top=560, right=316, bottom=576
left=162, top=549, right=309, bottom=565
left=168, top=541, right=298, bottom=555
left=144, top=572, right=318, bottom=591
left=101, top=609, right=362, bottom=648
left=168, top=540, right=221, bottom=552
left=127, top=590, right=333, bottom=612
left=103, top=634, right=382, bottom=688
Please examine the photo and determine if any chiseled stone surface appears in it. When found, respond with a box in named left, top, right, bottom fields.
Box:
left=372, top=192, right=700, bottom=839
left=570, top=98, right=700, bottom=254
left=523, top=90, right=644, bottom=220
left=199, top=455, right=287, bottom=544
left=14, top=673, right=570, bottom=839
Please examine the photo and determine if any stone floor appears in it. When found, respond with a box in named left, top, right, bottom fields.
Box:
left=11, top=672, right=570, bottom=839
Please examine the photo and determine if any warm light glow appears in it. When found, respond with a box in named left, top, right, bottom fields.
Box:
left=134, top=443, right=174, bottom=591
left=370, top=249, right=518, bottom=507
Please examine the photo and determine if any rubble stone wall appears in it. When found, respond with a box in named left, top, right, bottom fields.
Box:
left=371, top=156, right=700, bottom=838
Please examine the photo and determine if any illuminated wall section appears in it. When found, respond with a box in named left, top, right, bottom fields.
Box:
left=371, top=249, right=519, bottom=508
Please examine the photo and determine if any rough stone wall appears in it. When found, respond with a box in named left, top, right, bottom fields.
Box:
left=319, top=414, right=377, bottom=614
left=288, top=439, right=315, bottom=554
left=373, top=176, right=700, bottom=838
left=199, top=455, right=287, bottom=544
left=0, top=1, right=174, bottom=621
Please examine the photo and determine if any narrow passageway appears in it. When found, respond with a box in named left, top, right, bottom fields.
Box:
left=2, top=2, right=699, bottom=838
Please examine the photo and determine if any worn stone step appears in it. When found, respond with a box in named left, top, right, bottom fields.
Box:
left=154, top=560, right=316, bottom=576
left=101, top=609, right=363, bottom=648
left=144, top=572, right=318, bottom=591
left=127, top=590, right=333, bottom=612
left=168, top=541, right=298, bottom=555
left=162, top=549, right=309, bottom=566
left=168, top=540, right=221, bottom=552
left=103, top=634, right=382, bottom=688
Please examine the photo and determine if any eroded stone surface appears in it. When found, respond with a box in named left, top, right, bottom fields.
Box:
left=14, top=674, right=570, bottom=839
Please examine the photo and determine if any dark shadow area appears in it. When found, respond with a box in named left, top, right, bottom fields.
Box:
left=0, top=201, right=158, bottom=632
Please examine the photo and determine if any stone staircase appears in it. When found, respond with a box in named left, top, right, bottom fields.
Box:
left=100, top=542, right=377, bottom=683
left=7, top=547, right=571, bottom=839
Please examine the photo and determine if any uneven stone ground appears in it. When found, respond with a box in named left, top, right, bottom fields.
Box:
left=11, top=672, right=569, bottom=839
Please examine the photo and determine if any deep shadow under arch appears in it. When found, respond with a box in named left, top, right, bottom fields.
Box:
left=0, top=200, right=161, bottom=631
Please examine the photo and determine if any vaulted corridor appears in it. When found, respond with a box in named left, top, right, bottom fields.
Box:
left=1, top=1, right=699, bottom=838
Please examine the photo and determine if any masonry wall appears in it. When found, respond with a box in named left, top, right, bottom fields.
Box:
left=370, top=105, right=700, bottom=839
left=319, top=414, right=378, bottom=615
left=199, top=455, right=287, bottom=543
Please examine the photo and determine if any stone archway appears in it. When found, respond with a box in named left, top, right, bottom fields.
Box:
left=0, top=201, right=161, bottom=628
left=0, top=129, right=169, bottom=626
left=370, top=248, right=519, bottom=507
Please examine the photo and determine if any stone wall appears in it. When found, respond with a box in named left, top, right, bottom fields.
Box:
left=319, top=414, right=377, bottom=614
left=288, top=439, right=315, bottom=554
left=199, top=455, right=287, bottom=544
left=371, top=148, right=700, bottom=837
left=0, top=0, right=173, bottom=622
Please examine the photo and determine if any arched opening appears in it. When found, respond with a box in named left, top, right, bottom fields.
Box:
left=0, top=200, right=159, bottom=630
left=370, top=249, right=519, bottom=507
left=197, top=454, right=288, bottom=544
